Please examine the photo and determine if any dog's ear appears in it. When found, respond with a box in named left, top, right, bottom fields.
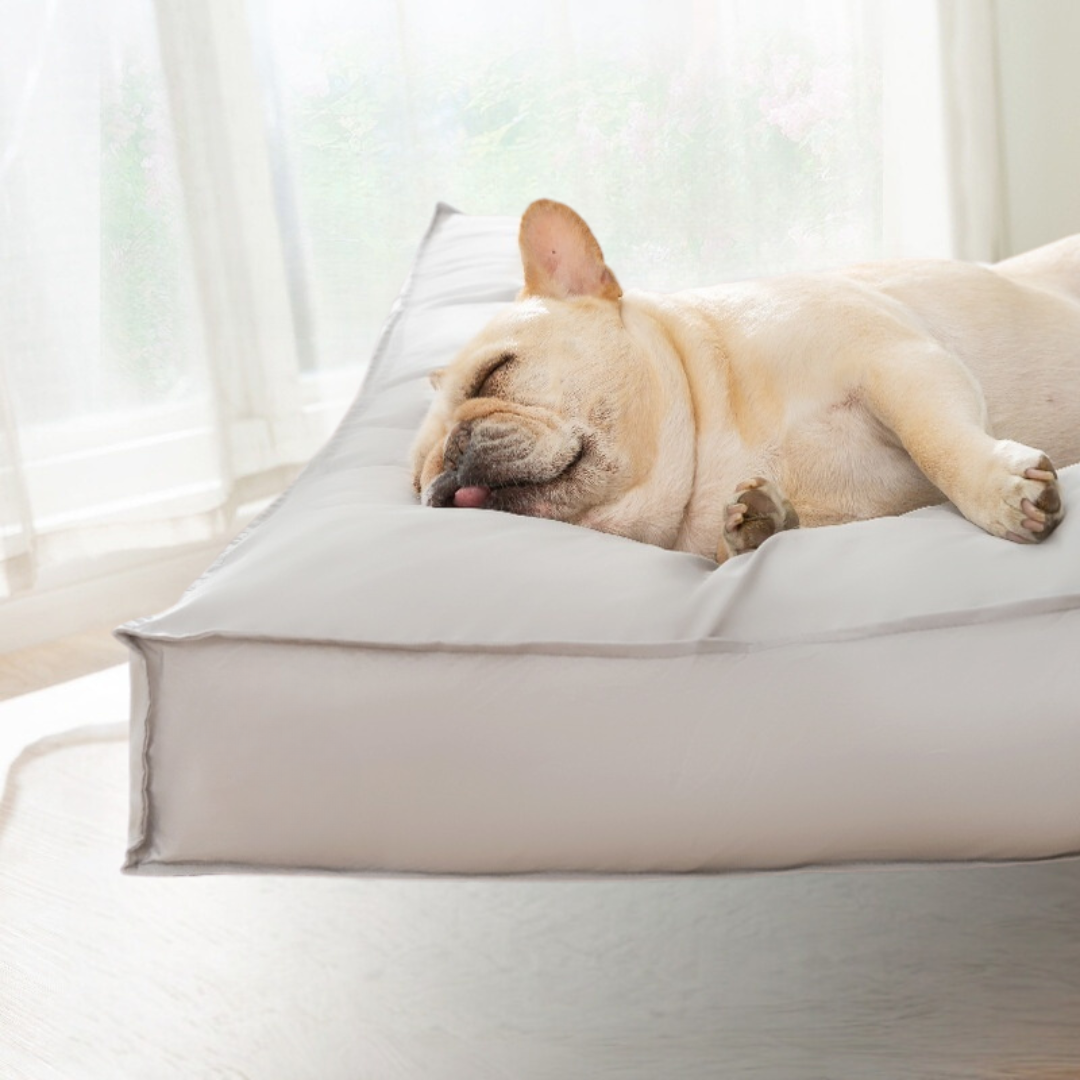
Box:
left=518, top=199, right=622, bottom=302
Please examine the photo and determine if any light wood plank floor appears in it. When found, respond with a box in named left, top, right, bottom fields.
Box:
left=0, top=628, right=128, bottom=702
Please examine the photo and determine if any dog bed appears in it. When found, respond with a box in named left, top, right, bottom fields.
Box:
left=117, top=205, right=1080, bottom=875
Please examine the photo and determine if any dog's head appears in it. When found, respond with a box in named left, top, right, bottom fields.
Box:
left=411, top=200, right=696, bottom=547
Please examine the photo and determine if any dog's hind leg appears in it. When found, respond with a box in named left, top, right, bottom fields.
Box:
left=863, top=341, right=1064, bottom=543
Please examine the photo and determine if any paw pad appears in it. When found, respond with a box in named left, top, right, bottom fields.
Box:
left=1007, top=453, right=1064, bottom=543
left=722, top=478, right=799, bottom=557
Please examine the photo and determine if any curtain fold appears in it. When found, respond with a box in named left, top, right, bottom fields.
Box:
left=0, top=381, right=34, bottom=597
left=937, top=0, right=1009, bottom=261
left=153, top=0, right=311, bottom=473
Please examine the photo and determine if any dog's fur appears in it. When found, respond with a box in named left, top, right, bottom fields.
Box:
left=412, top=199, right=1080, bottom=562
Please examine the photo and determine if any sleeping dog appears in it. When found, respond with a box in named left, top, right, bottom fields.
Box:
left=412, top=199, right=1080, bottom=562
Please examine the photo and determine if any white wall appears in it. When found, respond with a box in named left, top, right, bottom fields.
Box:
left=996, top=0, right=1080, bottom=253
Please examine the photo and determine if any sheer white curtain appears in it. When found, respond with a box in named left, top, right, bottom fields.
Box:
left=0, top=0, right=349, bottom=649
left=881, top=0, right=1007, bottom=262
left=0, top=0, right=1009, bottom=650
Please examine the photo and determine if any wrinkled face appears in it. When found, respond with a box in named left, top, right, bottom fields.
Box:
left=411, top=198, right=696, bottom=547
left=411, top=296, right=661, bottom=525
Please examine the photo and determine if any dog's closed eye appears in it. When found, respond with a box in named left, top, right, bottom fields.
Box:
left=471, top=352, right=516, bottom=398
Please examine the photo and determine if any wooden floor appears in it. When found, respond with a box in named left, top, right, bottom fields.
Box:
left=0, top=628, right=128, bottom=702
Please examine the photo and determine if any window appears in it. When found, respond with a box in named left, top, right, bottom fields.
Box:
left=256, top=0, right=886, bottom=374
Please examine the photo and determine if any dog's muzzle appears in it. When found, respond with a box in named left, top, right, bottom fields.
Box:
left=424, top=472, right=491, bottom=509
left=423, top=418, right=585, bottom=510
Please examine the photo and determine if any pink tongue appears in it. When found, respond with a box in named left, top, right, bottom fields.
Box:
left=453, top=485, right=491, bottom=509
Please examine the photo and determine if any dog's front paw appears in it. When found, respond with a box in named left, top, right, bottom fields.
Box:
left=973, top=444, right=1064, bottom=544
left=720, top=478, right=799, bottom=559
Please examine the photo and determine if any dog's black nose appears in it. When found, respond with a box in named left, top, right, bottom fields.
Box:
left=425, top=470, right=462, bottom=508
left=423, top=470, right=491, bottom=510
left=443, top=421, right=472, bottom=469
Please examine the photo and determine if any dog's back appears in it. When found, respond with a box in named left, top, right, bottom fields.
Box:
left=995, top=234, right=1080, bottom=303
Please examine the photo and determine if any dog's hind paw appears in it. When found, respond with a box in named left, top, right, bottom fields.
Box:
left=720, top=477, right=799, bottom=559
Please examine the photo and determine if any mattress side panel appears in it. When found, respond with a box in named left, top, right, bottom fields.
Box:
left=127, top=612, right=1080, bottom=875
left=116, top=635, right=159, bottom=866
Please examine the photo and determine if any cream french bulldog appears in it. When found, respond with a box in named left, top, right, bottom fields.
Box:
left=412, top=199, right=1080, bottom=562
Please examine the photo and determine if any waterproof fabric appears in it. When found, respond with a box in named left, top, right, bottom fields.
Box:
left=118, top=205, right=1080, bottom=875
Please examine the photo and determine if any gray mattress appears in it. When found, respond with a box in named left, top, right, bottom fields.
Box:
left=118, top=205, right=1080, bottom=875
